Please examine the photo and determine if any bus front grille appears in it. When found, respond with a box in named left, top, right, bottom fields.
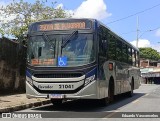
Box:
left=33, top=73, right=83, bottom=78
left=33, top=84, right=84, bottom=94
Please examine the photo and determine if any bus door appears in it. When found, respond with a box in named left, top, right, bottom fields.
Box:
left=98, top=32, right=108, bottom=98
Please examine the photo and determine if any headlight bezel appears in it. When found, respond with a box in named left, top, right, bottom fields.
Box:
left=85, top=75, right=95, bottom=86
left=26, top=76, right=33, bottom=86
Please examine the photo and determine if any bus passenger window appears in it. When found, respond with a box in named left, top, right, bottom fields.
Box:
left=108, top=35, right=116, bottom=60
left=116, top=40, right=122, bottom=61
left=122, top=43, right=128, bottom=63
left=136, top=51, right=139, bottom=67
left=128, top=47, right=132, bottom=65
left=99, top=37, right=107, bottom=57
left=132, top=49, right=136, bottom=66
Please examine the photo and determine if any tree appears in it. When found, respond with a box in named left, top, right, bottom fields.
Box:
left=0, top=0, right=70, bottom=41
left=139, top=47, right=160, bottom=61
left=0, top=28, right=5, bottom=37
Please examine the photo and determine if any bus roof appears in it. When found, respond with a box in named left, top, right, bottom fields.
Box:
left=96, top=19, right=139, bottom=51
left=30, top=18, right=95, bottom=23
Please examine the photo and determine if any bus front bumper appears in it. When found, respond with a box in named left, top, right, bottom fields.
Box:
left=26, top=80, right=98, bottom=99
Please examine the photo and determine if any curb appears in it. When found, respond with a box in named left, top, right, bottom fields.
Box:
left=0, top=100, right=51, bottom=113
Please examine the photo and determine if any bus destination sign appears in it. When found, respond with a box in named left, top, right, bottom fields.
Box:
left=38, top=22, right=87, bottom=31
left=31, top=19, right=93, bottom=31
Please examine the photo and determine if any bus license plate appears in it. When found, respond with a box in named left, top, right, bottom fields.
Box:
left=50, top=94, right=62, bottom=99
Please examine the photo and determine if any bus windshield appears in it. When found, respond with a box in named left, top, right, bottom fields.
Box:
left=27, top=33, right=95, bottom=67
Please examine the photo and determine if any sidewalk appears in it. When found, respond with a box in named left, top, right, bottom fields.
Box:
left=0, top=94, right=51, bottom=113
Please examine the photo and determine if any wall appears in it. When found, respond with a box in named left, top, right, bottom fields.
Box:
left=0, top=38, right=26, bottom=94
left=140, top=60, right=149, bottom=68
left=140, top=59, right=158, bottom=68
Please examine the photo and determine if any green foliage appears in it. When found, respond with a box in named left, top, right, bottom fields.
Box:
left=139, top=47, right=160, bottom=61
left=0, top=0, right=71, bottom=41
left=0, top=28, right=5, bottom=37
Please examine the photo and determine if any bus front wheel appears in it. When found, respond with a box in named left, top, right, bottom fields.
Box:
left=101, top=79, right=114, bottom=106
left=108, top=80, right=114, bottom=103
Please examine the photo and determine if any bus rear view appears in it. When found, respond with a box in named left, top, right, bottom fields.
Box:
left=26, top=19, right=98, bottom=105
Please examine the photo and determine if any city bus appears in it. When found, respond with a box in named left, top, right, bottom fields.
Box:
left=26, top=18, right=140, bottom=106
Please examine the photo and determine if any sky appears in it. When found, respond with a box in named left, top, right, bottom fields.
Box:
left=1, top=0, right=160, bottom=52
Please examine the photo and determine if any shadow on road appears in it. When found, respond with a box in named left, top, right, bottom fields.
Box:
left=32, top=93, right=145, bottom=112
left=29, top=92, right=145, bottom=118
left=20, top=84, right=160, bottom=118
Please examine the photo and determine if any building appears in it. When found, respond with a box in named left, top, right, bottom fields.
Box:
left=140, top=59, right=159, bottom=68
left=140, top=59, right=160, bottom=84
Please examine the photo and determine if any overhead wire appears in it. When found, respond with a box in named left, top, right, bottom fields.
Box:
left=121, top=27, right=160, bottom=35
left=106, top=3, right=160, bottom=25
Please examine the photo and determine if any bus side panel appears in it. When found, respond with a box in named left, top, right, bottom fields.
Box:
left=98, top=61, right=109, bottom=99
left=98, top=60, right=118, bottom=98
left=134, top=68, right=141, bottom=89
left=128, top=67, right=141, bottom=90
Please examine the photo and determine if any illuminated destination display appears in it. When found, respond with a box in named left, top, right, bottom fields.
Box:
left=39, top=22, right=86, bottom=31
left=29, top=19, right=93, bottom=32
left=31, top=59, right=54, bottom=65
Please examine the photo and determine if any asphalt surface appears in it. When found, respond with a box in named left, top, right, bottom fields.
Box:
left=1, top=84, right=160, bottom=121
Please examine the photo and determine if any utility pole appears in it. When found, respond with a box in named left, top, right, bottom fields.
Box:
left=136, top=16, right=139, bottom=48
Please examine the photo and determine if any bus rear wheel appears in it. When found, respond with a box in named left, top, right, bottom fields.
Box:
left=51, top=99, right=63, bottom=106
left=127, top=80, right=134, bottom=97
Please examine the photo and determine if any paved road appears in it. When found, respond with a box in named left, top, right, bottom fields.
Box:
left=7, top=84, right=160, bottom=121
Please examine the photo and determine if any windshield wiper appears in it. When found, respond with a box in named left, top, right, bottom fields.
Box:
left=42, top=33, right=55, bottom=48
left=61, top=30, right=78, bottom=48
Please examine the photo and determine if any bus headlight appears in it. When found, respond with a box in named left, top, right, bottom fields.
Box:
left=26, top=76, right=33, bottom=86
left=85, top=75, right=95, bottom=86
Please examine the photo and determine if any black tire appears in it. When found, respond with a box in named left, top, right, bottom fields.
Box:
left=127, top=80, right=134, bottom=97
left=100, top=79, right=114, bottom=106
left=108, top=81, right=114, bottom=103
left=51, top=99, right=63, bottom=106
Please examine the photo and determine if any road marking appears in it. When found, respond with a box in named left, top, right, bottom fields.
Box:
left=103, top=110, right=119, bottom=118
left=145, top=94, right=149, bottom=96
left=132, top=99, right=139, bottom=104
